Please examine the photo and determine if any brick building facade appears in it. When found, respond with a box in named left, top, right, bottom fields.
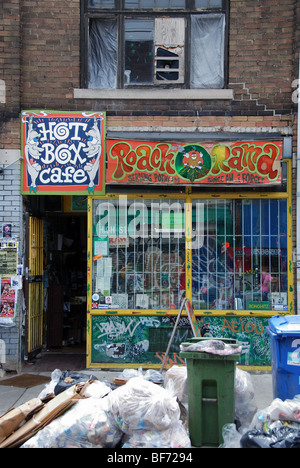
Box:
left=0, top=0, right=299, bottom=370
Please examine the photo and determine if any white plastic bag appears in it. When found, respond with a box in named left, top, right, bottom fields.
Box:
left=219, top=423, right=244, bottom=448
left=164, top=365, right=188, bottom=407
left=107, top=377, right=180, bottom=433
left=21, top=397, right=122, bottom=448
left=83, top=380, right=112, bottom=399
left=250, top=394, right=300, bottom=430
left=38, top=369, right=62, bottom=400
left=234, top=368, right=257, bottom=427
left=122, top=420, right=191, bottom=448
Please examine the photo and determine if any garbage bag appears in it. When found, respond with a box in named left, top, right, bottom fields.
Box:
left=180, top=340, right=242, bottom=356
left=164, top=366, right=188, bottom=408
left=38, top=368, right=62, bottom=400
left=240, top=425, right=300, bottom=449
left=82, top=380, right=112, bottom=399
left=250, top=394, right=300, bottom=430
left=122, top=420, right=191, bottom=448
left=54, top=370, right=99, bottom=395
left=144, top=369, right=164, bottom=384
left=21, top=397, right=122, bottom=448
left=234, top=368, right=257, bottom=428
left=107, top=377, right=180, bottom=434
left=219, top=423, right=244, bottom=448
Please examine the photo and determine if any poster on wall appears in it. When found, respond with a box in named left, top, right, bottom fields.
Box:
left=0, top=243, right=18, bottom=277
left=106, top=140, right=282, bottom=186
left=21, top=111, right=106, bottom=195
left=0, top=278, right=16, bottom=319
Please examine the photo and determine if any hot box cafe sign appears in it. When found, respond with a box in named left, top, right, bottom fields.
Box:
left=106, top=140, right=282, bottom=186
left=21, top=111, right=106, bottom=194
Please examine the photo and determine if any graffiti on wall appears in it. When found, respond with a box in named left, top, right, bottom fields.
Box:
left=91, top=315, right=271, bottom=366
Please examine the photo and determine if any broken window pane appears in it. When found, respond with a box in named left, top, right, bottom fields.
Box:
left=125, top=19, right=154, bottom=84
left=156, top=48, right=179, bottom=81
left=190, top=14, right=225, bottom=88
left=88, top=19, right=117, bottom=89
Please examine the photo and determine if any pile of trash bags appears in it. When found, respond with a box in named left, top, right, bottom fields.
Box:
left=3, top=368, right=192, bottom=449
left=221, top=394, right=300, bottom=448
left=0, top=364, right=259, bottom=449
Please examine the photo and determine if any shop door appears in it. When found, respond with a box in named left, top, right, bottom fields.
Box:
left=25, top=217, right=44, bottom=355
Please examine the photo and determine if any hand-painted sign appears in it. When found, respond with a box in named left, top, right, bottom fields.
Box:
left=21, top=111, right=106, bottom=194
left=106, top=140, right=282, bottom=186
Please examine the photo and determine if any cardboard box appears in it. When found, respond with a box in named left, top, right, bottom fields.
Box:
left=0, top=382, right=90, bottom=448
left=0, top=398, right=44, bottom=444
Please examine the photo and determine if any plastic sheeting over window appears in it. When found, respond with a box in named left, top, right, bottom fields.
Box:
left=190, top=14, right=225, bottom=89
left=88, top=13, right=226, bottom=89
left=88, top=19, right=117, bottom=89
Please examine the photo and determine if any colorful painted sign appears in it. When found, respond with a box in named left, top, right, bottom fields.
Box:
left=106, top=140, right=282, bottom=186
left=21, top=111, right=106, bottom=194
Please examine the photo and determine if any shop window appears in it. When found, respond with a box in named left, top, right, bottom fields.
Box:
left=191, top=199, right=288, bottom=312
left=91, top=198, right=186, bottom=310
left=84, top=0, right=227, bottom=89
left=90, top=197, right=288, bottom=313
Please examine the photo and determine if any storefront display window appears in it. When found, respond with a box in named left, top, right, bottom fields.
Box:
left=91, top=197, right=186, bottom=311
left=90, top=195, right=288, bottom=313
left=191, top=199, right=288, bottom=312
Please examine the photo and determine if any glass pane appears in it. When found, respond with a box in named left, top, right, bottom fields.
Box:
left=192, top=199, right=288, bottom=312
left=125, top=19, right=154, bottom=84
left=92, top=198, right=185, bottom=311
left=196, top=0, right=222, bottom=7
left=195, top=0, right=209, bottom=6
left=141, top=0, right=155, bottom=6
left=88, top=19, right=117, bottom=89
left=88, top=0, right=115, bottom=8
left=170, top=0, right=185, bottom=7
left=125, top=0, right=185, bottom=7
left=190, top=14, right=225, bottom=88
left=125, top=0, right=139, bottom=6
left=156, top=0, right=170, bottom=6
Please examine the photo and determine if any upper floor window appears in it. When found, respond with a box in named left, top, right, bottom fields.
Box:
left=82, top=0, right=228, bottom=89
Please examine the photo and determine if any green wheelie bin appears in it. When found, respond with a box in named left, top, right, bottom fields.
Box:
left=180, top=340, right=240, bottom=447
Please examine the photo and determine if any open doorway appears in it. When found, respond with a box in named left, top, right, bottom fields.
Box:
left=24, top=195, right=87, bottom=359
left=43, top=212, right=87, bottom=352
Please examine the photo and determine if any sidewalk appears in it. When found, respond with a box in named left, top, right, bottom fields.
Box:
left=0, top=368, right=273, bottom=417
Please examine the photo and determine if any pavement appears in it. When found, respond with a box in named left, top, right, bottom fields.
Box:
left=0, top=368, right=274, bottom=417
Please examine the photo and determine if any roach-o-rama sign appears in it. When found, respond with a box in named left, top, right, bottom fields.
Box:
left=106, top=140, right=283, bottom=186
left=21, top=111, right=106, bottom=195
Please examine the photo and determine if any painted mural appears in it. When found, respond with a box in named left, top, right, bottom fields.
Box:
left=91, top=314, right=271, bottom=367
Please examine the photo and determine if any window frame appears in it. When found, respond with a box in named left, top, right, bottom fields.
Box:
left=81, top=0, right=229, bottom=90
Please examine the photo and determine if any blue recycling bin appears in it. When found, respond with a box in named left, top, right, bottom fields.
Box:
left=267, top=315, right=300, bottom=400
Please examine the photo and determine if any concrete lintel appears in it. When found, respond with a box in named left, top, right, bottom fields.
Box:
left=74, top=88, right=234, bottom=101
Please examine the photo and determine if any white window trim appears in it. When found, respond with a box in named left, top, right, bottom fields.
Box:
left=73, top=88, right=234, bottom=100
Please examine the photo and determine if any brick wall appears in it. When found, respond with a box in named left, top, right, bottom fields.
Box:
left=0, top=0, right=298, bottom=144
left=0, top=0, right=298, bottom=369
left=0, top=158, right=23, bottom=371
